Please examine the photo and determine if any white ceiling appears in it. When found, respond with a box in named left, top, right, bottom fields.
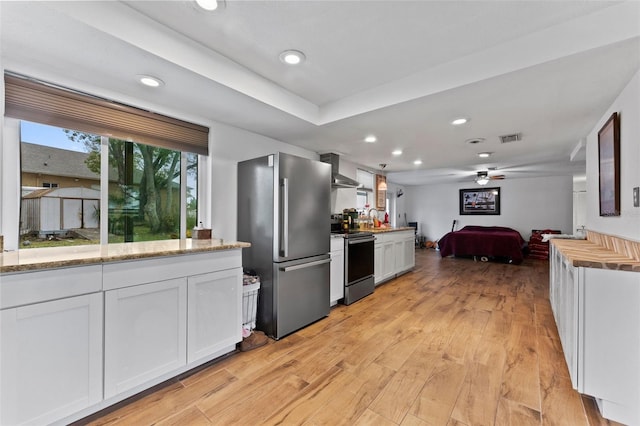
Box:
left=2, top=1, right=639, bottom=186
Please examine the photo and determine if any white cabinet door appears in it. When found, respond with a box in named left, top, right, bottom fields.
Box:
left=1, top=293, right=103, bottom=426
left=382, top=241, right=395, bottom=281
left=187, top=269, right=242, bottom=363
left=330, top=249, right=344, bottom=303
left=374, top=243, right=384, bottom=284
left=394, top=239, right=404, bottom=273
left=104, top=278, right=187, bottom=398
left=403, top=237, right=415, bottom=271
left=581, top=268, right=640, bottom=425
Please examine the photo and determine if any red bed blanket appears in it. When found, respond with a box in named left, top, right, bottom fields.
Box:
left=438, top=225, right=526, bottom=264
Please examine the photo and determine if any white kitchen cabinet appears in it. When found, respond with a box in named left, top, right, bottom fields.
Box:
left=374, top=243, right=384, bottom=284
left=382, top=240, right=395, bottom=281
left=104, top=278, right=187, bottom=399
left=581, top=267, right=640, bottom=425
left=330, top=237, right=345, bottom=304
left=549, top=244, right=580, bottom=387
left=402, top=235, right=415, bottom=271
left=550, top=244, right=640, bottom=425
left=375, top=231, right=415, bottom=285
left=1, top=293, right=103, bottom=426
left=394, top=238, right=404, bottom=273
left=187, top=269, right=242, bottom=363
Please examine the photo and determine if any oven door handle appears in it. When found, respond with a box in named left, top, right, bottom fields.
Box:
left=280, top=258, right=331, bottom=272
left=348, top=237, right=375, bottom=245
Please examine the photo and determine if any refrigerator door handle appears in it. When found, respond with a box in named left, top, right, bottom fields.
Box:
left=280, top=258, right=331, bottom=272
left=280, top=177, right=289, bottom=257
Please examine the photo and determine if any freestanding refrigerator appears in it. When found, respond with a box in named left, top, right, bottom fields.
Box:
left=237, top=153, right=331, bottom=339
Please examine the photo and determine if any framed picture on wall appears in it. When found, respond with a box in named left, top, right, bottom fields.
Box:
left=598, top=112, right=620, bottom=216
left=459, top=187, right=501, bottom=215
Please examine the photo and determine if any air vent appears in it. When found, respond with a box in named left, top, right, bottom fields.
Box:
left=499, top=133, right=522, bottom=144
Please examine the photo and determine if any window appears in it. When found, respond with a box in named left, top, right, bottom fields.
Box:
left=356, top=169, right=374, bottom=212
left=6, top=73, right=208, bottom=249
left=19, top=120, right=198, bottom=248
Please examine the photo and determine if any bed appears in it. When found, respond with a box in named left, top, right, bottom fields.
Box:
left=438, top=225, right=526, bottom=264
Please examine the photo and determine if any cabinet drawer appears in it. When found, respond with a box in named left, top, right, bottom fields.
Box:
left=1, top=265, right=102, bottom=309
left=103, top=250, right=241, bottom=290
left=330, top=237, right=344, bottom=252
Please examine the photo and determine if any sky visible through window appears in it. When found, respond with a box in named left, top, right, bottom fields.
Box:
left=21, top=121, right=84, bottom=152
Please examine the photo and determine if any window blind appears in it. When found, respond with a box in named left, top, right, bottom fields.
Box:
left=4, top=73, right=209, bottom=155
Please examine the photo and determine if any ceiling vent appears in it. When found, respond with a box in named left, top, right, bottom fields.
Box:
left=499, top=133, right=522, bottom=144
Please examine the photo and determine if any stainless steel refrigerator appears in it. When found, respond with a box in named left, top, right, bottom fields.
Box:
left=237, top=153, right=331, bottom=339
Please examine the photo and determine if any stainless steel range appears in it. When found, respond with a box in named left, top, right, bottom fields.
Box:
left=336, top=231, right=375, bottom=305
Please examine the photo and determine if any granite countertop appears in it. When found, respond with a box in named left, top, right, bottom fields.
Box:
left=0, top=239, right=251, bottom=273
left=551, top=239, right=640, bottom=272
left=369, top=226, right=415, bottom=233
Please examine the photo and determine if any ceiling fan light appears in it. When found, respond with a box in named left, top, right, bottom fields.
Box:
left=476, top=177, right=489, bottom=185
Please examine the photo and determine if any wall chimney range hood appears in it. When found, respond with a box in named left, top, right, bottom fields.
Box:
left=320, top=153, right=360, bottom=188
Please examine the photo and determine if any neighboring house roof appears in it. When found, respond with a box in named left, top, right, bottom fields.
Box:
left=23, top=187, right=101, bottom=199
left=21, top=142, right=100, bottom=180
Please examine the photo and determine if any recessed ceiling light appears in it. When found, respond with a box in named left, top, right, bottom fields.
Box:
left=279, top=50, right=306, bottom=65
left=466, top=138, right=485, bottom=145
left=413, top=159, right=423, bottom=165
left=196, top=0, right=218, bottom=11
left=478, top=152, right=492, bottom=158
left=364, top=135, right=377, bottom=143
left=451, top=117, right=469, bottom=126
left=138, top=75, right=164, bottom=88
left=392, top=149, right=403, bottom=156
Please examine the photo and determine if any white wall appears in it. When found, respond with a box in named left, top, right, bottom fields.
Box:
left=586, top=69, right=640, bottom=241
left=404, top=175, right=573, bottom=242
left=204, top=121, right=317, bottom=242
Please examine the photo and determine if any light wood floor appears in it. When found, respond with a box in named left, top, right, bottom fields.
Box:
left=83, top=250, right=621, bottom=426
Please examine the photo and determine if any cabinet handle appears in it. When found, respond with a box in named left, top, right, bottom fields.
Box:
left=280, top=258, right=331, bottom=272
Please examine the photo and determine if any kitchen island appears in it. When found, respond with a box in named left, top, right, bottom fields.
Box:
left=0, top=239, right=250, bottom=426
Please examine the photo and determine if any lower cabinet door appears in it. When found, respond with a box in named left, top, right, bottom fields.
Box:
left=187, top=269, right=242, bottom=363
left=403, top=237, right=415, bottom=270
left=374, top=243, right=384, bottom=284
left=104, top=278, right=187, bottom=399
left=0, top=293, right=103, bottom=425
left=382, top=242, right=395, bottom=281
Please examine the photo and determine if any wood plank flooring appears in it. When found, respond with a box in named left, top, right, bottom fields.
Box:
left=82, top=250, right=622, bottom=426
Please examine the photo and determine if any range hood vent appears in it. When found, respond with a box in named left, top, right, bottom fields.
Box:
left=320, top=153, right=360, bottom=188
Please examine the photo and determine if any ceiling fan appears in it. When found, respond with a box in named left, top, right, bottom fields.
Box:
left=474, top=170, right=505, bottom=186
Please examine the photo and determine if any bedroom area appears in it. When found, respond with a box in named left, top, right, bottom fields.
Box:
left=403, top=174, right=575, bottom=258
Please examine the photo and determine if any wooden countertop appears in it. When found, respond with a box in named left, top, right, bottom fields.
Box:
left=369, top=226, right=415, bottom=233
left=0, top=239, right=251, bottom=273
left=551, top=239, right=640, bottom=272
